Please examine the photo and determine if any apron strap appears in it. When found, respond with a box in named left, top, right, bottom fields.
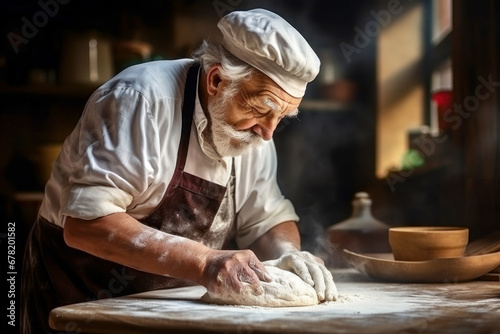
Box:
left=174, top=62, right=200, bottom=181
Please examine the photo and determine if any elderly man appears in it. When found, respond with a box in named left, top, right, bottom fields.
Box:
left=21, top=8, right=337, bottom=333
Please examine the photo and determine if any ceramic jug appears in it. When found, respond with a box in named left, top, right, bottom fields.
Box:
left=327, top=192, right=391, bottom=267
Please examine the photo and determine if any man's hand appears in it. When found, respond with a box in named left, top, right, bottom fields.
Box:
left=201, top=249, right=272, bottom=296
left=264, top=251, right=338, bottom=301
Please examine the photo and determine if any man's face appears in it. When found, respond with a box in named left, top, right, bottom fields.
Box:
left=207, top=71, right=302, bottom=157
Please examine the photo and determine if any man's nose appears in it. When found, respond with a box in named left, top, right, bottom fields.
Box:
left=252, top=116, right=280, bottom=141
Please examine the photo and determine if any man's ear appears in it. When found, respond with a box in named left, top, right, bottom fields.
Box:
left=206, top=65, right=223, bottom=96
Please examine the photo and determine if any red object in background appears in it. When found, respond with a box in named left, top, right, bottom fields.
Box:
left=432, top=90, right=453, bottom=132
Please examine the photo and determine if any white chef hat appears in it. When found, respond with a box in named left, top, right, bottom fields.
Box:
left=218, top=8, right=320, bottom=98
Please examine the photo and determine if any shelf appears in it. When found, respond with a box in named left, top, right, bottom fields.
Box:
left=383, top=156, right=454, bottom=181
left=0, top=83, right=97, bottom=99
left=299, top=99, right=349, bottom=112
left=0, top=84, right=349, bottom=112
left=13, top=192, right=45, bottom=203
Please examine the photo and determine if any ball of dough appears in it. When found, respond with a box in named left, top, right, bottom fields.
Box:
left=201, top=266, right=319, bottom=307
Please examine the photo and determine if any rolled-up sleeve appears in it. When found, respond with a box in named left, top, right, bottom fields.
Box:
left=59, top=85, right=160, bottom=220
left=235, top=140, right=299, bottom=249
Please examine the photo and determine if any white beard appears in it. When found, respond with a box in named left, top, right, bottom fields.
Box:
left=206, top=89, right=264, bottom=157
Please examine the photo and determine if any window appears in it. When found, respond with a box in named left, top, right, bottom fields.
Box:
left=376, top=0, right=452, bottom=177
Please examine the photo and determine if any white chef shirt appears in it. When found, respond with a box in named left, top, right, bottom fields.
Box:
left=39, top=58, right=299, bottom=249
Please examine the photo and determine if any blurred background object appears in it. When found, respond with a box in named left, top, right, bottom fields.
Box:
left=59, top=31, right=114, bottom=85
left=327, top=192, right=390, bottom=267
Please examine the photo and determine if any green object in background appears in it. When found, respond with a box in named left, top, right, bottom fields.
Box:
left=401, top=149, right=425, bottom=170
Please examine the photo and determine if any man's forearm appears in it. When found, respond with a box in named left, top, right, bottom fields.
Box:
left=249, top=221, right=301, bottom=261
left=63, top=213, right=271, bottom=293
left=64, top=213, right=210, bottom=284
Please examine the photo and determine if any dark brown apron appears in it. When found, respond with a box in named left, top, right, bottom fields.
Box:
left=20, top=63, right=237, bottom=333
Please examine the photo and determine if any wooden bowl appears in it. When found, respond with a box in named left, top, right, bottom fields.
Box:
left=389, top=226, right=469, bottom=261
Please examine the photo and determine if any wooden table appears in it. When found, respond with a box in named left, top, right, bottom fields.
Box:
left=49, top=269, right=500, bottom=334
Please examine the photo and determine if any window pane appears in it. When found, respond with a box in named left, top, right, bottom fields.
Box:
left=432, top=0, right=453, bottom=44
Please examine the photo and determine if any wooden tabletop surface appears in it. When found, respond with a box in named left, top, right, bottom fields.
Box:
left=49, top=269, right=500, bottom=334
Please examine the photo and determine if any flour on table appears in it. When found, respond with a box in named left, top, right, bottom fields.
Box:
left=201, top=266, right=319, bottom=307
